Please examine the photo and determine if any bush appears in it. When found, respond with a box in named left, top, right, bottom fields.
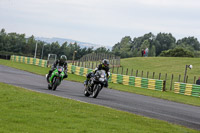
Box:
left=160, top=47, right=194, bottom=57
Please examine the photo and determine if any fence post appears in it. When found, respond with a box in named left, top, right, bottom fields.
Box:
left=152, top=72, right=155, bottom=79
left=141, top=71, right=143, bottom=77
left=81, top=61, right=83, bottom=67
left=147, top=71, right=149, bottom=78
left=131, top=69, right=133, bottom=76
left=159, top=73, right=161, bottom=80
left=136, top=70, right=138, bottom=77
left=126, top=68, right=128, bottom=75
left=186, top=75, right=188, bottom=83
left=165, top=73, right=167, bottom=81
left=117, top=67, right=119, bottom=74
left=163, top=80, right=166, bottom=91
left=121, top=67, right=123, bottom=75
left=78, top=60, right=80, bottom=66
left=92, top=62, right=94, bottom=69
left=178, top=74, right=181, bottom=82
left=194, top=76, right=196, bottom=84
left=170, top=74, right=174, bottom=91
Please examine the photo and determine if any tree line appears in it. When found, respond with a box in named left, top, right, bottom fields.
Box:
left=1, top=28, right=200, bottom=60
left=0, top=29, right=110, bottom=60
left=112, top=32, right=200, bottom=58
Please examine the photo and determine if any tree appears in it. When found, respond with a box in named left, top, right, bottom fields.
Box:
left=177, top=37, right=200, bottom=51
left=50, top=41, right=60, bottom=57
left=148, top=45, right=156, bottom=57
left=155, top=33, right=176, bottom=56
left=95, top=47, right=109, bottom=53
left=160, top=47, right=194, bottom=57
left=112, top=36, right=132, bottom=58
left=59, top=42, right=68, bottom=57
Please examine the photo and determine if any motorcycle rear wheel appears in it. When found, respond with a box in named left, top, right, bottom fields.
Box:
left=48, top=84, right=52, bottom=90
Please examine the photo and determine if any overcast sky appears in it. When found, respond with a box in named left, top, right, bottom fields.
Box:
left=0, top=0, right=199, bottom=46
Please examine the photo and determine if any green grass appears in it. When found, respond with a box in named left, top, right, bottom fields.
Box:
left=110, top=57, right=200, bottom=90
left=0, top=82, right=199, bottom=133
left=1, top=59, right=200, bottom=107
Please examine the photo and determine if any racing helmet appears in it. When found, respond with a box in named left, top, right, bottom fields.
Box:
left=60, top=55, right=67, bottom=63
left=102, top=59, right=109, bottom=67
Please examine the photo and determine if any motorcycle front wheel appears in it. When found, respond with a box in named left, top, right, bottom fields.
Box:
left=84, top=85, right=90, bottom=97
left=52, top=77, right=60, bottom=91
left=92, top=84, right=101, bottom=98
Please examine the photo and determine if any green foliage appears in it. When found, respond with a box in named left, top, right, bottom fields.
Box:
left=148, top=45, right=156, bottom=57
left=194, top=51, right=200, bottom=57
left=2, top=28, right=200, bottom=59
left=94, top=46, right=110, bottom=53
left=0, top=28, right=110, bottom=60
left=112, top=32, right=199, bottom=58
left=177, top=37, right=200, bottom=50
left=154, top=33, right=176, bottom=56
left=112, top=36, right=132, bottom=58
left=160, top=47, right=194, bottom=57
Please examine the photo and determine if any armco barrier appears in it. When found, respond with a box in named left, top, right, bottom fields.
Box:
left=174, top=82, right=200, bottom=97
left=10, top=55, right=47, bottom=67
left=68, top=64, right=164, bottom=91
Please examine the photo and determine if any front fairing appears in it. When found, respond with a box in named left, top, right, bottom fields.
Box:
left=94, top=70, right=107, bottom=85
left=50, top=68, right=65, bottom=83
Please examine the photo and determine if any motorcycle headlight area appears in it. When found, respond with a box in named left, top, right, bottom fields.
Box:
left=99, top=78, right=105, bottom=82
left=55, top=72, right=63, bottom=76
left=101, top=75, right=104, bottom=78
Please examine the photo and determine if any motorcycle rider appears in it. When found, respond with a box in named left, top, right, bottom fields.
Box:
left=84, top=59, right=110, bottom=87
left=46, top=55, right=68, bottom=83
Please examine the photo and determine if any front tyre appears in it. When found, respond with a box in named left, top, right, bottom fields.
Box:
left=52, top=78, right=60, bottom=91
left=92, top=84, right=101, bottom=98
left=84, top=85, right=90, bottom=97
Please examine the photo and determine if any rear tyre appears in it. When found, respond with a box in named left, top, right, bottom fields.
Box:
left=48, top=84, right=52, bottom=90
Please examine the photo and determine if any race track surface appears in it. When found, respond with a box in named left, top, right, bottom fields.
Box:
left=0, top=65, right=200, bottom=130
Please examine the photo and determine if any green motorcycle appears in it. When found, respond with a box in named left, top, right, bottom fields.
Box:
left=47, top=66, right=65, bottom=91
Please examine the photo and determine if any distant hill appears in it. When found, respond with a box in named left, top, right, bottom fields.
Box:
left=35, top=37, right=112, bottom=50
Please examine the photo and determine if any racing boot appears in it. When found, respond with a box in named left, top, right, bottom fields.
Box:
left=46, top=74, right=50, bottom=83
left=104, top=81, right=108, bottom=88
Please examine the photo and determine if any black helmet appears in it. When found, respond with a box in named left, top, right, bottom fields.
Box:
left=102, top=59, right=109, bottom=67
left=60, top=55, right=67, bottom=63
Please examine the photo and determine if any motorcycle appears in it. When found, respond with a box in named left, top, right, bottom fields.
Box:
left=84, top=70, right=107, bottom=98
left=46, top=66, right=65, bottom=91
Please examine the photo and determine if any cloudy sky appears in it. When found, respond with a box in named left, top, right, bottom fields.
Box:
left=0, top=0, right=200, bottom=46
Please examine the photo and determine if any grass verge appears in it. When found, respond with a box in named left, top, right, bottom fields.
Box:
left=0, top=82, right=199, bottom=133
left=0, top=59, right=200, bottom=107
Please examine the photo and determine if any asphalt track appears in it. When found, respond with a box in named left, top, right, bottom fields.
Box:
left=0, top=65, right=200, bottom=130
